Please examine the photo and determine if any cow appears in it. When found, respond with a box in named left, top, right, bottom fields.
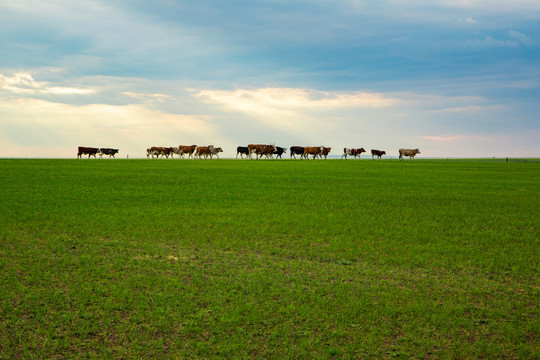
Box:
left=99, top=148, right=119, bottom=158
left=149, top=146, right=174, bottom=158
left=236, top=146, right=249, bottom=159
left=146, top=148, right=153, bottom=159
left=178, top=145, right=198, bottom=159
left=258, top=145, right=276, bottom=159
left=194, top=145, right=214, bottom=159
left=247, top=144, right=276, bottom=159
left=209, top=147, right=223, bottom=159
left=272, top=146, right=287, bottom=159
left=318, top=147, right=331, bottom=159
left=303, top=146, right=324, bottom=159
left=342, top=148, right=366, bottom=159
left=290, top=146, right=305, bottom=159
left=77, top=146, right=100, bottom=159
left=399, top=148, right=421, bottom=160
left=371, top=149, right=386, bottom=160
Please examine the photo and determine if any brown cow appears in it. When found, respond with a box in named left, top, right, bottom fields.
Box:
left=371, top=149, right=386, bottom=160
left=178, top=145, right=198, bottom=159
left=247, top=144, right=276, bottom=159
left=77, top=146, right=100, bottom=159
left=399, top=148, right=421, bottom=160
left=149, top=146, right=174, bottom=158
left=303, top=146, right=324, bottom=159
left=194, top=145, right=214, bottom=159
left=258, top=145, right=276, bottom=159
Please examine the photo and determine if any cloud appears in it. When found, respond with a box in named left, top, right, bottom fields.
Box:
left=424, top=105, right=496, bottom=114
left=508, top=30, right=535, bottom=46
left=421, top=130, right=540, bottom=157
left=424, top=135, right=465, bottom=141
left=0, top=97, right=216, bottom=158
left=464, top=30, right=536, bottom=48
left=193, top=87, right=400, bottom=112
left=0, top=72, right=94, bottom=95
left=122, top=92, right=175, bottom=103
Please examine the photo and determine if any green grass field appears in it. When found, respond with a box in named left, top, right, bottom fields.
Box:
left=0, top=159, right=538, bottom=358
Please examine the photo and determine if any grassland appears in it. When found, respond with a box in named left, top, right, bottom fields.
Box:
left=0, top=159, right=538, bottom=359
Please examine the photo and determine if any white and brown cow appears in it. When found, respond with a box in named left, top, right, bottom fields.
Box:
left=194, top=145, right=214, bottom=159
left=178, top=145, right=198, bottom=159
left=342, top=148, right=366, bottom=159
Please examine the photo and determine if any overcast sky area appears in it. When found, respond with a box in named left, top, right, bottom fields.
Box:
left=1, top=0, right=539, bottom=158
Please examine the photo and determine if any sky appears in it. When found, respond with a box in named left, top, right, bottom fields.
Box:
left=1, top=0, right=539, bottom=158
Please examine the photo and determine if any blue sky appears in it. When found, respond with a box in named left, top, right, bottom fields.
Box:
left=1, top=0, right=539, bottom=158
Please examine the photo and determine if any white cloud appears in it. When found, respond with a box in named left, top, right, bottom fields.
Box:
left=193, top=87, right=400, bottom=111
left=0, top=97, right=216, bottom=158
left=0, top=72, right=94, bottom=95
left=122, top=92, right=175, bottom=103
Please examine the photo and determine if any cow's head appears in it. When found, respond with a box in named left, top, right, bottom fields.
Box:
left=216, top=147, right=223, bottom=153
left=415, top=149, right=421, bottom=154
left=381, top=151, right=386, bottom=156
left=359, top=148, right=366, bottom=153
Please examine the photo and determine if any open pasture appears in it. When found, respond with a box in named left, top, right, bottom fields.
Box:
left=0, top=159, right=538, bottom=358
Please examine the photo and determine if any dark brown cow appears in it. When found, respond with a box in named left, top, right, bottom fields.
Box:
left=399, top=148, right=421, bottom=160
left=290, top=146, right=305, bottom=159
left=318, top=147, right=331, bottom=159
left=77, top=146, right=100, bottom=159
left=342, top=148, right=366, bottom=159
left=371, top=149, right=386, bottom=160
left=179, top=145, right=198, bottom=159
left=303, top=146, right=324, bottom=159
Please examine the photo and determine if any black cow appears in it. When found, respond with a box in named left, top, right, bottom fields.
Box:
left=77, top=146, right=99, bottom=159
left=290, top=146, right=305, bottom=159
left=273, top=146, right=287, bottom=159
left=236, top=146, right=249, bottom=159
left=99, top=148, right=119, bottom=158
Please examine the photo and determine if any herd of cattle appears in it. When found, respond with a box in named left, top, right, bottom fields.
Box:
left=77, top=145, right=421, bottom=160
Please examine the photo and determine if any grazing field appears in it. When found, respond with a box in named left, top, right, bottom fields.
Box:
left=0, top=159, right=538, bottom=358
